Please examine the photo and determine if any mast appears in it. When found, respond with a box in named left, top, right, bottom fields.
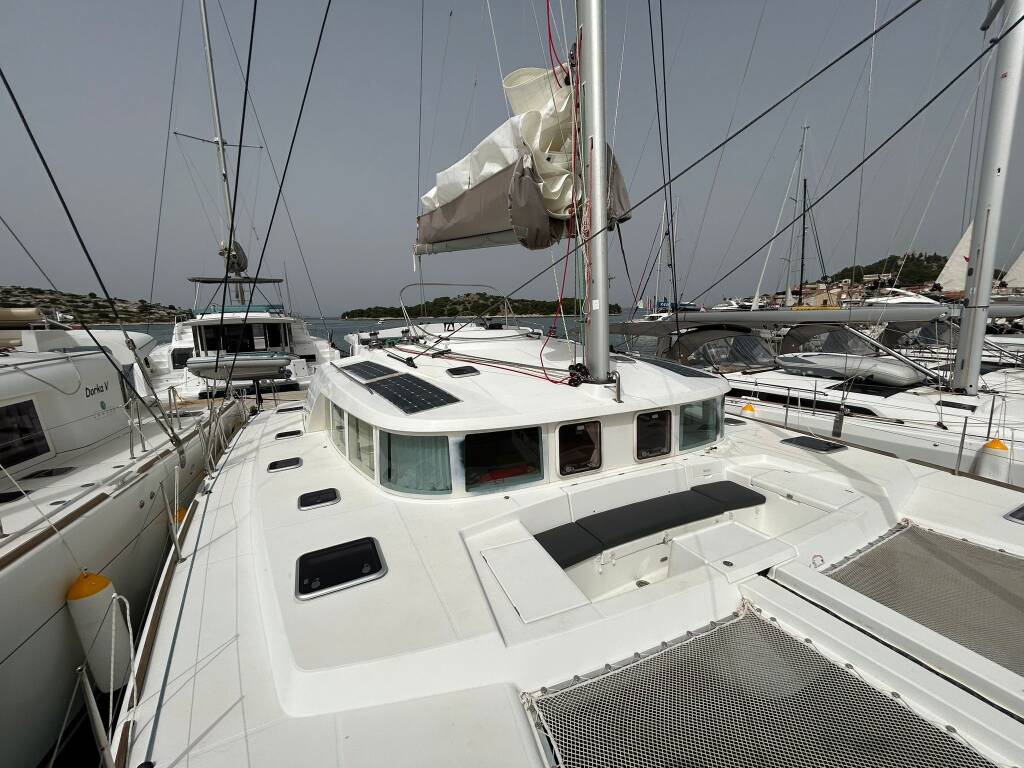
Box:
left=199, top=0, right=244, bottom=303
left=952, top=0, right=1024, bottom=394
left=799, top=177, right=808, bottom=305
left=581, top=0, right=610, bottom=381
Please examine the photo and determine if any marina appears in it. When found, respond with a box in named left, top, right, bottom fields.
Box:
left=4, top=0, right=1024, bottom=766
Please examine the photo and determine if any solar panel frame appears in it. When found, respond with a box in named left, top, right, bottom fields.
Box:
left=366, top=373, right=460, bottom=414
left=340, top=360, right=397, bottom=381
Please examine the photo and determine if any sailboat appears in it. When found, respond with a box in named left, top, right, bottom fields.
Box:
left=107, top=3, right=1024, bottom=767
left=0, top=314, right=244, bottom=768
left=146, top=0, right=338, bottom=404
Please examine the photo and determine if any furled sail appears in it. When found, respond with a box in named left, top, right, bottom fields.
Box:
left=415, top=66, right=630, bottom=255
left=934, top=221, right=971, bottom=292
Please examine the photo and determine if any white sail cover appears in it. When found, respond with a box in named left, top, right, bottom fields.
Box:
left=420, top=67, right=576, bottom=219
left=935, top=221, right=972, bottom=292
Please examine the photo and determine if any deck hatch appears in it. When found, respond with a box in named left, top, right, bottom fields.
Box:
left=276, top=405, right=304, bottom=413
left=780, top=435, right=847, bottom=453
left=828, top=523, right=1024, bottom=677
left=365, top=373, right=460, bottom=414
left=268, top=457, right=302, bottom=473
left=340, top=360, right=397, bottom=381
left=297, top=488, right=340, bottom=510
left=275, top=429, right=302, bottom=440
left=526, top=611, right=995, bottom=768
left=296, top=537, right=386, bottom=599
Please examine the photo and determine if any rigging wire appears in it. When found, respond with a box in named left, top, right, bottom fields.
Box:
left=146, top=0, right=186, bottom=334
left=963, top=28, right=987, bottom=231
left=610, top=0, right=631, bottom=155
left=174, top=135, right=222, bottom=244
left=416, top=0, right=426, bottom=204
left=686, top=10, right=1024, bottom=303
left=485, top=0, right=511, bottom=118
left=425, top=9, right=455, bottom=183
left=680, top=0, right=767, bottom=299
left=213, top=0, right=257, bottom=375
left=645, top=0, right=674, bottom=314
left=403, top=0, right=935, bottom=363
left=225, top=0, right=334, bottom=383
left=0, top=211, right=56, bottom=290
left=214, top=0, right=331, bottom=338
left=850, top=0, right=879, bottom=292
left=0, top=66, right=181, bottom=447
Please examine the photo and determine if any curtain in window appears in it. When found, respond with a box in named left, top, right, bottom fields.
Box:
left=347, top=413, right=375, bottom=477
left=380, top=433, right=451, bottom=494
left=330, top=404, right=346, bottom=453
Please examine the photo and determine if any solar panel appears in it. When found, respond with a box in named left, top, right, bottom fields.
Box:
left=643, top=358, right=717, bottom=379
left=341, top=360, right=397, bottom=380
left=366, top=373, right=460, bottom=414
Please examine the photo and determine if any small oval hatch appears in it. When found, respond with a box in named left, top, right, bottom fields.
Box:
left=277, top=405, right=304, bottom=413
left=275, top=429, right=302, bottom=440
left=268, top=457, right=302, bottom=473
left=298, top=488, right=340, bottom=510
left=296, top=537, right=386, bottom=599
left=446, top=365, right=479, bottom=377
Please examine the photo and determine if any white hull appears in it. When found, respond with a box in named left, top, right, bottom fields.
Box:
left=0, top=401, right=244, bottom=768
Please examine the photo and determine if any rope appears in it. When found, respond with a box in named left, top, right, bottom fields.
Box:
left=686, top=10, right=1024, bottom=303
left=146, top=0, right=186, bottom=334
left=224, top=0, right=334, bottom=385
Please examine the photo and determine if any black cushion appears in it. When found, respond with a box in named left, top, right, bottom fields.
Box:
left=576, top=490, right=724, bottom=550
left=691, top=481, right=766, bottom=511
left=535, top=523, right=603, bottom=568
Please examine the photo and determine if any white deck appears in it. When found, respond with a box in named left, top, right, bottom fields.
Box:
left=118, top=330, right=1024, bottom=767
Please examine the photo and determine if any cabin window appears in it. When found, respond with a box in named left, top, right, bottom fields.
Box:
left=680, top=398, right=721, bottom=451
left=558, top=421, right=601, bottom=475
left=329, top=404, right=346, bottom=454
left=266, top=323, right=284, bottom=348
left=170, top=347, right=191, bottom=369
left=347, top=413, right=375, bottom=477
left=0, top=400, right=49, bottom=468
left=379, top=432, right=451, bottom=494
left=464, top=427, right=543, bottom=490
left=636, top=410, right=671, bottom=460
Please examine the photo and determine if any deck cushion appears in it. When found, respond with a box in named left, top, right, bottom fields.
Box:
left=576, top=491, right=724, bottom=550
left=535, top=523, right=604, bottom=568
left=691, top=481, right=766, bottom=511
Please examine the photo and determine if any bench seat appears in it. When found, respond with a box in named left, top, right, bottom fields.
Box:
left=534, top=481, right=766, bottom=569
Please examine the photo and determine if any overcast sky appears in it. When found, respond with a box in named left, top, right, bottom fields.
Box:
left=2, top=0, right=1023, bottom=314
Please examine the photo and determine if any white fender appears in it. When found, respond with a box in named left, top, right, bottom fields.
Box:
left=66, top=572, right=131, bottom=693
left=971, top=438, right=1012, bottom=483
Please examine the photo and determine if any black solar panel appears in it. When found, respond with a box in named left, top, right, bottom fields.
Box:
left=643, top=358, right=717, bottom=379
left=341, top=360, right=397, bottom=380
left=366, top=373, right=460, bottom=414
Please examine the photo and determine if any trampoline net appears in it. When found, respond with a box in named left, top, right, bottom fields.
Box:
left=527, top=612, right=994, bottom=768
left=829, top=523, right=1024, bottom=677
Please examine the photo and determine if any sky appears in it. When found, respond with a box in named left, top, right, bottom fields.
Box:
left=2, top=0, right=1024, bottom=315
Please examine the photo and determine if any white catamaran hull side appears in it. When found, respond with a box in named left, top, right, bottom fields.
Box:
left=0, top=401, right=244, bottom=768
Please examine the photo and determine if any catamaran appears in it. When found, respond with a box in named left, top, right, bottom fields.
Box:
left=104, top=2, right=1024, bottom=767
left=0, top=316, right=243, bottom=768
